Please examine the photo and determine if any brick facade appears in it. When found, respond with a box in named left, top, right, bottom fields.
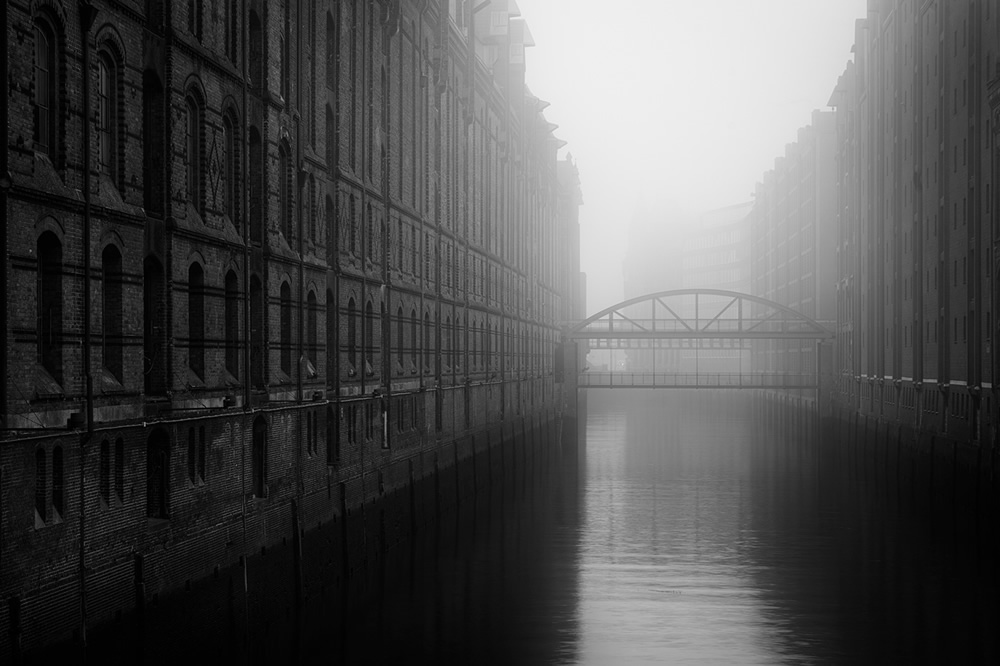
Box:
left=1, top=1, right=583, bottom=656
left=830, top=0, right=999, bottom=444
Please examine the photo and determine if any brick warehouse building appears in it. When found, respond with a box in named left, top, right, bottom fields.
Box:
left=829, top=0, right=1000, bottom=453
left=749, top=110, right=838, bottom=405
left=0, top=0, right=583, bottom=656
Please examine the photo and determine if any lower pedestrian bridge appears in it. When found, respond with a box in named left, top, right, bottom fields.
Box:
left=563, top=289, right=835, bottom=390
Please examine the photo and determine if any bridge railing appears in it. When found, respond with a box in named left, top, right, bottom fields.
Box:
left=574, top=318, right=817, bottom=331
left=577, top=372, right=819, bottom=389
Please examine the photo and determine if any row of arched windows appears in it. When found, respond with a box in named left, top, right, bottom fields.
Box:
left=31, top=9, right=247, bottom=226
left=30, top=409, right=434, bottom=530
left=188, top=264, right=241, bottom=381
left=34, top=13, right=124, bottom=183
left=36, top=228, right=548, bottom=393
left=35, top=228, right=246, bottom=389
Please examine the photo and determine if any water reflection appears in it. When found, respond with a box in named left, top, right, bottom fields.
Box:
left=39, top=391, right=1000, bottom=664
left=576, top=390, right=998, bottom=664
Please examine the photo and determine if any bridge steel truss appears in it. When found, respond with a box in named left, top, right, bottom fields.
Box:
left=564, top=289, right=835, bottom=390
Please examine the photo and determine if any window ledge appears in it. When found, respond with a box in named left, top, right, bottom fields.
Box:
left=186, top=367, right=207, bottom=389
left=147, top=517, right=171, bottom=530
left=34, top=364, right=64, bottom=400
left=101, top=368, right=125, bottom=393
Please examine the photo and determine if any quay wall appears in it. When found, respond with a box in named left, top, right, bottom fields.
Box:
left=754, top=390, right=1000, bottom=511
left=1, top=384, right=567, bottom=663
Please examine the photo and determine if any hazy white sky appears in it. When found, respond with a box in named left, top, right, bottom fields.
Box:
left=516, top=0, right=868, bottom=313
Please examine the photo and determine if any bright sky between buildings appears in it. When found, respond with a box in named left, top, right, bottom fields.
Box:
left=516, top=0, right=868, bottom=314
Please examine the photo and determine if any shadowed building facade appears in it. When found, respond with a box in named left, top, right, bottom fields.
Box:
left=0, top=0, right=582, bottom=656
left=749, top=110, right=838, bottom=404
left=830, top=0, right=999, bottom=450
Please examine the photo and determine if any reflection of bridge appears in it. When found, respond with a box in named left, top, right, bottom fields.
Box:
left=564, top=289, right=834, bottom=391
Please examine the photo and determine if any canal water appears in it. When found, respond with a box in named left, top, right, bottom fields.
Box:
left=320, top=391, right=999, bottom=665
left=39, top=391, right=1000, bottom=664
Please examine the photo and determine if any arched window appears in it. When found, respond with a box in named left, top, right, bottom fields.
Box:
left=348, top=196, right=357, bottom=254
left=37, top=231, right=63, bottom=383
left=326, top=104, right=335, bottom=168
left=307, top=176, right=316, bottom=243
left=364, top=300, right=374, bottom=371
left=325, top=195, right=335, bottom=259
left=249, top=127, right=263, bottom=244
left=97, top=51, right=118, bottom=180
left=326, top=289, right=336, bottom=384
left=279, top=143, right=291, bottom=239
left=225, top=0, right=238, bottom=63
left=365, top=203, right=374, bottom=263
left=188, top=263, right=205, bottom=379
left=347, top=297, right=357, bottom=371
left=249, top=11, right=263, bottom=93
left=33, top=15, right=58, bottom=160
left=102, top=245, right=123, bottom=381
left=326, top=13, right=336, bottom=90
left=186, top=95, right=202, bottom=213
left=424, top=312, right=432, bottom=370
left=146, top=429, right=170, bottom=519
left=144, top=256, right=166, bottom=396
left=223, top=112, right=239, bottom=228
left=396, top=306, right=404, bottom=367
left=280, top=33, right=289, bottom=100
left=188, top=0, right=203, bottom=40
left=250, top=276, right=265, bottom=387
left=252, top=416, right=267, bottom=498
left=143, top=70, right=165, bottom=215
left=307, top=290, right=318, bottom=365
left=410, top=308, right=418, bottom=369
left=280, top=281, right=292, bottom=376
left=225, top=271, right=239, bottom=378
left=326, top=404, right=339, bottom=465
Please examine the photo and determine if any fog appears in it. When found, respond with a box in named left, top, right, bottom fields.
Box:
left=517, top=0, right=868, bottom=313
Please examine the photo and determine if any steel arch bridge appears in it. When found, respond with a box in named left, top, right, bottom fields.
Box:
left=564, top=289, right=834, bottom=390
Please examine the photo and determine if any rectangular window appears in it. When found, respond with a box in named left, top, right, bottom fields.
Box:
left=35, top=449, right=47, bottom=524
left=115, top=438, right=125, bottom=501
left=52, top=447, right=64, bottom=518
left=100, top=440, right=110, bottom=506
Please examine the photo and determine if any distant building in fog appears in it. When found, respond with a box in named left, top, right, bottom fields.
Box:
left=749, top=110, right=838, bottom=390
left=682, top=202, right=753, bottom=294
left=621, top=202, right=752, bottom=373
left=680, top=202, right=753, bottom=373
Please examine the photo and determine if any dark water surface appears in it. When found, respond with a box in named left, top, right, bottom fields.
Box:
left=42, top=392, right=1000, bottom=664
left=326, top=391, right=999, bottom=664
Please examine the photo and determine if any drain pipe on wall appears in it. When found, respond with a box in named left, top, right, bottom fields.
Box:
left=78, top=0, right=99, bottom=650
left=0, top=0, right=9, bottom=425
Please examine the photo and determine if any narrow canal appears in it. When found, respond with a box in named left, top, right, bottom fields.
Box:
left=321, top=391, right=999, bottom=665
left=40, top=391, right=999, bottom=664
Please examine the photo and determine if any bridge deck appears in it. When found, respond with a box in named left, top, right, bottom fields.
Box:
left=577, top=372, right=818, bottom=389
